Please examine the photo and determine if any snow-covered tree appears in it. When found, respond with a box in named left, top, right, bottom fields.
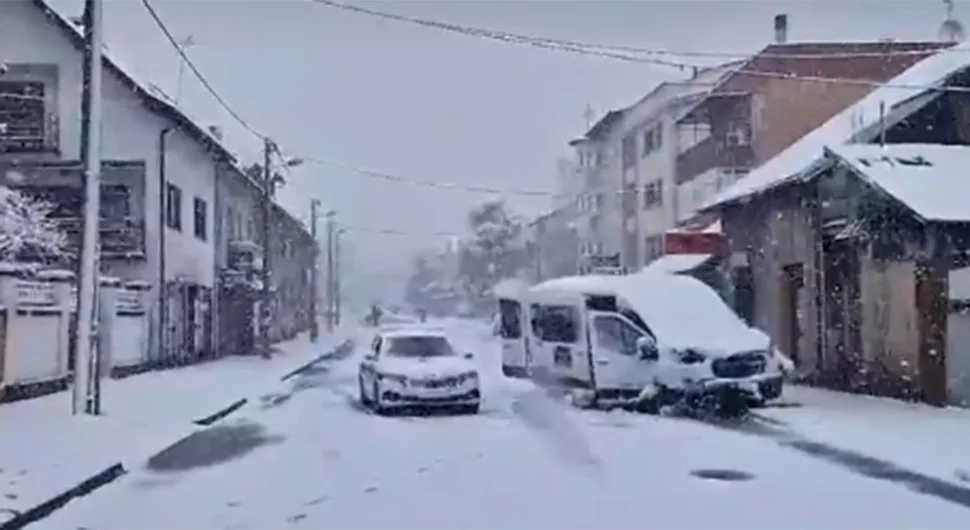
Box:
left=0, top=186, right=67, bottom=261
left=458, top=200, right=527, bottom=314
left=404, top=250, right=460, bottom=316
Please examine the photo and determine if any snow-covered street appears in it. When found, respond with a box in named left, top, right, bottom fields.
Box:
left=34, top=319, right=970, bottom=529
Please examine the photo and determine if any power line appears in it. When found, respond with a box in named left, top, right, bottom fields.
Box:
left=300, top=155, right=565, bottom=197
left=337, top=223, right=463, bottom=238
left=315, top=0, right=965, bottom=61
left=313, top=0, right=970, bottom=92
left=140, top=0, right=265, bottom=139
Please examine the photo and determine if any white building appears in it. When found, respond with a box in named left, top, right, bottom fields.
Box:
left=569, top=109, right=626, bottom=266
left=0, top=0, right=231, bottom=358
left=614, top=63, right=741, bottom=268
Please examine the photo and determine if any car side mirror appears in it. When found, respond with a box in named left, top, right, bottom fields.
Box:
left=464, top=352, right=475, bottom=360
left=636, top=337, right=659, bottom=360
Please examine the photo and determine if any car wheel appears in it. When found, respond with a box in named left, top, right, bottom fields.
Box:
left=358, top=375, right=372, bottom=407
left=371, top=381, right=387, bottom=415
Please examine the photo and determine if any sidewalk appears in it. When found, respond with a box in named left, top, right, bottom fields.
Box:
left=0, top=326, right=357, bottom=526
left=757, top=385, right=970, bottom=487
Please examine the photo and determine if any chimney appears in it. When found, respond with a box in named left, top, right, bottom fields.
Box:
left=774, top=14, right=788, bottom=44
left=208, top=125, right=223, bottom=141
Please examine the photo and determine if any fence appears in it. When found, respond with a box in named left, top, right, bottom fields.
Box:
left=0, top=265, right=152, bottom=403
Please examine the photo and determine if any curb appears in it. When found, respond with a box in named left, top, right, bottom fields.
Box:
left=0, top=463, right=125, bottom=530
left=192, top=398, right=249, bottom=426
left=5, top=337, right=356, bottom=530
left=280, top=339, right=354, bottom=382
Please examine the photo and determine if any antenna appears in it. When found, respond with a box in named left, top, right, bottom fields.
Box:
left=583, top=104, right=595, bottom=130
left=940, top=0, right=965, bottom=42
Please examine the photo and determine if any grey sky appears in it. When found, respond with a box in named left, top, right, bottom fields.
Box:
left=46, top=0, right=962, bottom=300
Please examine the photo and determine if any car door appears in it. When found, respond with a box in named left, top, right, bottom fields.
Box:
left=361, top=335, right=382, bottom=395
left=588, top=311, right=658, bottom=391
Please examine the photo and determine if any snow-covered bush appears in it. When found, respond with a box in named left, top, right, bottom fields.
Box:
left=458, top=200, right=527, bottom=314
left=0, top=186, right=67, bottom=261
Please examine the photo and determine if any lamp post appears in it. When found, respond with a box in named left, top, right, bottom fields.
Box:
left=258, top=143, right=302, bottom=358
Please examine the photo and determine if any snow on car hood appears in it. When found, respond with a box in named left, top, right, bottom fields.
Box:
left=619, top=271, right=770, bottom=356
left=377, top=355, right=475, bottom=378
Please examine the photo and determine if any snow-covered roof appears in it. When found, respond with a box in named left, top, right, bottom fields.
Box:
left=703, top=43, right=970, bottom=210
left=381, top=325, right=447, bottom=339
left=641, top=253, right=713, bottom=275
left=827, top=143, right=970, bottom=222
left=31, top=0, right=312, bottom=234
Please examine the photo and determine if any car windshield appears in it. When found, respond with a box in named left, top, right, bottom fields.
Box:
left=386, top=336, right=455, bottom=358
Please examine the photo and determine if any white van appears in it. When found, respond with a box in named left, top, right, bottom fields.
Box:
left=498, top=271, right=791, bottom=411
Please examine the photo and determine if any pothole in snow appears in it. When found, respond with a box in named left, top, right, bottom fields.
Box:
left=689, top=469, right=755, bottom=482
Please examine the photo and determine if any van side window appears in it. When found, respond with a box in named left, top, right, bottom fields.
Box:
left=535, top=305, right=579, bottom=343
left=530, top=303, right=542, bottom=336
left=594, top=315, right=641, bottom=356
left=498, top=299, right=522, bottom=339
left=619, top=307, right=654, bottom=338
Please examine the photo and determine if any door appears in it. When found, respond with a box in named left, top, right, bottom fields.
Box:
left=780, top=263, right=804, bottom=366
left=498, top=298, right=527, bottom=378
left=529, top=294, right=588, bottom=386
left=588, top=310, right=657, bottom=391
left=360, top=335, right=382, bottom=398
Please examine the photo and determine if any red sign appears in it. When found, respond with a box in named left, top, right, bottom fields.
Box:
left=663, top=231, right=727, bottom=255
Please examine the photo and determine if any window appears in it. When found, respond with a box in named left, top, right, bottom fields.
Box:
left=641, top=124, right=663, bottom=158
left=165, top=182, right=182, bottom=231
left=227, top=207, right=236, bottom=239
left=532, top=304, right=578, bottom=343
left=621, top=134, right=637, bottom=169
left=643, top=179, right=664, bottom=209
left=386, top=336, right=456, bottom=357
left=0, top=81, right=46, bottom=152
left=498, top=299, right=522, bottom=339
left=593, top=315, right=642, bottom=356
left=193, top=197, right=207, bottom=241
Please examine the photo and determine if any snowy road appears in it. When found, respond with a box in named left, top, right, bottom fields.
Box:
left=36, top=320, right=970, bottom=529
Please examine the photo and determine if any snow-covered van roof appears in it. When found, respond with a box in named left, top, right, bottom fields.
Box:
left=825, top=143, right=970, bottom=222
left=641, top=253, right=713, bottom=275
left=493, top=277, right=530, bottom=299
left=702, top=43, right=970, bottom=210
left=528, top=274, right=630, bottom=297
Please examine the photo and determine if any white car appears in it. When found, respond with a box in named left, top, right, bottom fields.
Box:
left=358, top=328, right=481, bottom=414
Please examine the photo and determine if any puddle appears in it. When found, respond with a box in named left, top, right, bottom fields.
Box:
left=690, top=469, right=755, bottom=482
left=146, top=421, right=284, bottom=472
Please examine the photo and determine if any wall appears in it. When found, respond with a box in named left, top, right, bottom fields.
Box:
left=721, top=191, right=820, bottom=372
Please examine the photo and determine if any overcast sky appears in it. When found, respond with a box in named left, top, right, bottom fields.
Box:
left=47, top=0, right=965, bottom=301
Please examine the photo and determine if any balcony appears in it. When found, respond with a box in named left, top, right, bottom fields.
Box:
left=52, top=217, right=146, bottom=259
left=676, top=136, right=755, bottom=185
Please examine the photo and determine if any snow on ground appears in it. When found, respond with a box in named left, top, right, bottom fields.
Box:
left=38, top=319, right=970, bottom=529
left=756, top=384, right=970, bottom=489
left=0, top=326, right=355, bottom=525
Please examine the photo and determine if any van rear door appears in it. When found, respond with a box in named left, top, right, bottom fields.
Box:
left=498, top=298, right=528, bottom=378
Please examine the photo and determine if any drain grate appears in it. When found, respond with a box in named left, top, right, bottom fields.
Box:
left=690, top=469, right=755, bottom=482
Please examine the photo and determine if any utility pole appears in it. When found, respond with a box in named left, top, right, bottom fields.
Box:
left=325, top=211, right=335, bottom=333
left=334, top=229, right=342, bottom=327
left=74, top=0, right=104, bottom=416
left=308, top=199, right=320, bottom=342
left=259, top=137, right=274, bottom=359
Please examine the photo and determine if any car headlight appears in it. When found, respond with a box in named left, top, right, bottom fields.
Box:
left=378, top=373, right=408, bottom=386
left=676, top=349, right=706, bottom=365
